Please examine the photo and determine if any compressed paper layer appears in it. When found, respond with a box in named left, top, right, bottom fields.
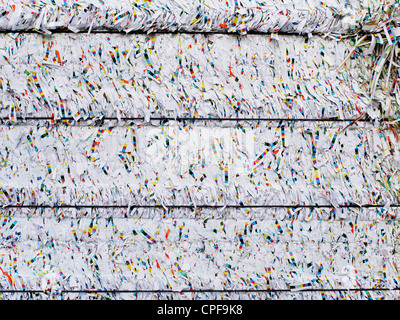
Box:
left=0, top=208, right=399, bottom=299
left=0, top=0, right=391, bottom=35
left=0, top=33, right=388, bottom=120
left=0, top=122, right=397, bottom=207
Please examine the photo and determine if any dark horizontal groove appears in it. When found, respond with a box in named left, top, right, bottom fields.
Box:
left=0, top=29, right=339, bottom=36
left=0, top=117, right=376, bottom=122
left=58, top=288, right=400, bottom=293
left=0, top=288, right=397, bottom=293
left=2, top=204, right=398, bottom=208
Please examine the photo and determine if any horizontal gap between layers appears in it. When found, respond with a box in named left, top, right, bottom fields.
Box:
left=0, top=117, right=379, bottom=123
left=2, top=204, right=398, bottom=209
left=0, top=29, right=351, bottom=37
left=0, top=288, right=396, bottom=293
